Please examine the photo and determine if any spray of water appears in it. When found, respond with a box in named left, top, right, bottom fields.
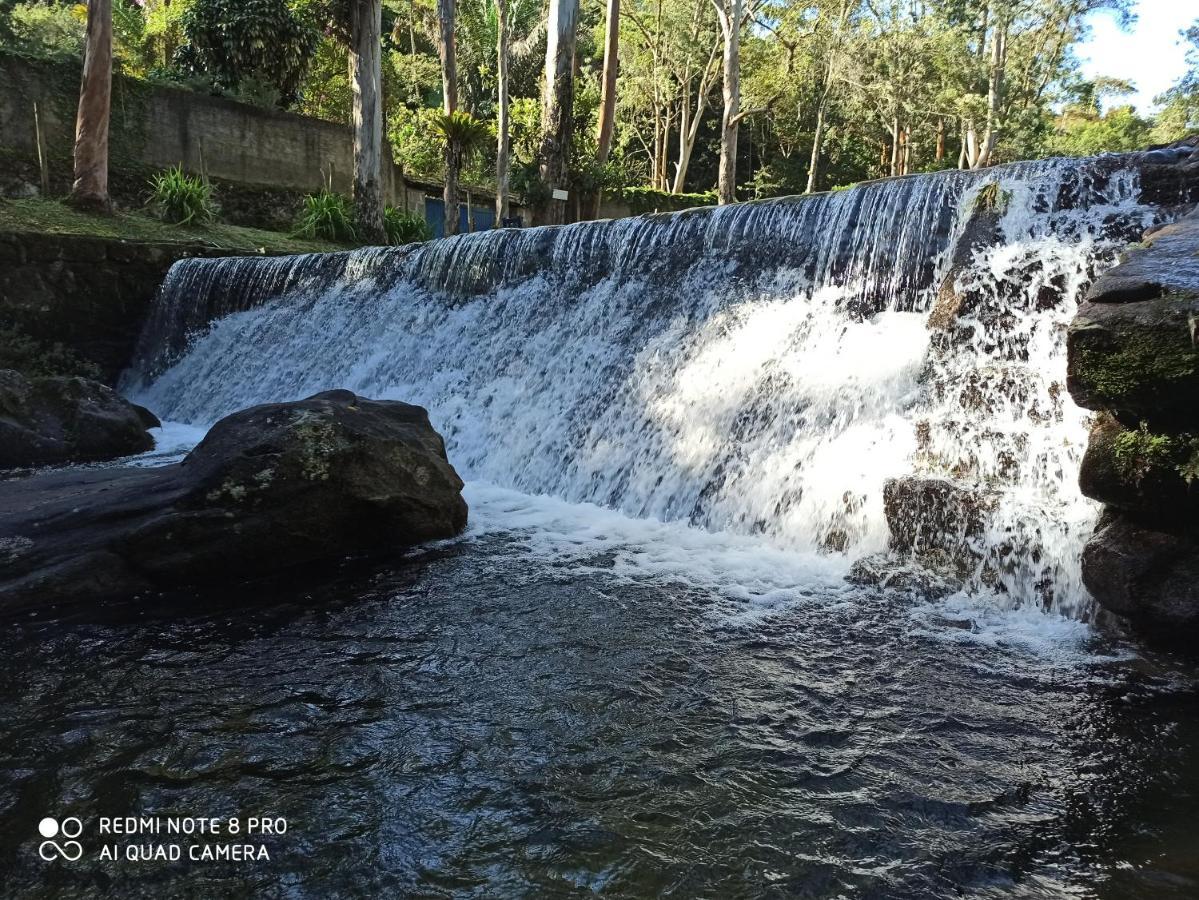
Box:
left=122, top=157, right=1165, bottom=617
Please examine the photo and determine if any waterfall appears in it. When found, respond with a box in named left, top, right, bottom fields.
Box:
left=122, top=156, right=1167, bottom=616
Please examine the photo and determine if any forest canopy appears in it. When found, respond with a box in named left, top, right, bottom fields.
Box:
left=3, top=0, right=1197, bottom=203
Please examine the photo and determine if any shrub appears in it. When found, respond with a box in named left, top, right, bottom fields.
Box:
left=174, top=0, right=318, bottom=107
left=295, top=190, right=356, bottom=242
left=149, top=166, right=215, bottom=225
left=384, top=207, right=431, bottom=246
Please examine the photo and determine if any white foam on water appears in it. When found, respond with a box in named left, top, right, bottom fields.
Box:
left=462, top=480, right=853, bottom=610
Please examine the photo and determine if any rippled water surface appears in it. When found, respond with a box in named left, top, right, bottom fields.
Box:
left=1, top=487, right=1198, bottom=898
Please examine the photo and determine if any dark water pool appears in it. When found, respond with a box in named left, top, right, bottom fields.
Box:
left=1, top=530, right=1197, bottom=898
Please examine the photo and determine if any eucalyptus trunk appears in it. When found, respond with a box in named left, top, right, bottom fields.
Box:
left=715, top=0, right=742, bottom=206
left=538, top=0, right=579, bottom=225
left=437, top=0, right=460, bottom=234
left=69, top=0, right=112, bottom=212
left=595, top=0, right=619, bottom=165
left=350, top=0, right=385, bottom=244
left=495, top=0, right=511, bottom=225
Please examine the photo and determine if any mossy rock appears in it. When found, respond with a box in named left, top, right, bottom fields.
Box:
left=1067, top=296, right=1199, bottom=426
left=1079, top=413, right=1199, bottom=523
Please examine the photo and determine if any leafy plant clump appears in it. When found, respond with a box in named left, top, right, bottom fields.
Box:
left=974, top=181, right=1011, bottom=214
left=295, top=190, right=356, bottom=243
left=149, top=166, right=215, bottom=225
left=384, top=207, right=431, bottom=246
left=1112, top=422, right=1199, bottom=486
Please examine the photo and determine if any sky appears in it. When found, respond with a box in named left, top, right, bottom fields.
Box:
left=1076, top=0, right=1193, bottom=112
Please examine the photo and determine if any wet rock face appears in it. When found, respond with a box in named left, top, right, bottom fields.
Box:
left=0, top=390, right=468, bottom=615
left=1082, top=512, right=1199, bottom=637
left=1067, top=210, right=1199, bottom=426
left=883, top=476, right=999, bottom=578
left=1068, top=203, right=1199, bottom=642
left=0, top=368, right=154, bottom=469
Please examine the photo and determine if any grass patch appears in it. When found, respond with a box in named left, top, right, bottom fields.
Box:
left=0, top=196, right=349, bottom=254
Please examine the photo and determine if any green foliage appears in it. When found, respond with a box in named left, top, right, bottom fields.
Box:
left=383, top=206, right=432, bottom=245
left=617, top=186, right=716, bottom=214
left=1049, top=105, right=1153, bottom=158
left=431, top=111, right=494, bottom=154
left=388, top=106, right=447, bottom=180
left=973, top=181, right=1010, bottom=213
left=295, top=190, right=355, bottom=243
left=1112, top=422, right=1199, bottom=486
left=175, top=0, right=317, bottom=107
left=1180, top=450, right=1199, bottom=486
left=4, top=1, right=84, bottom=57
left=149, top=166, right=215, bottom=226
left=1113, top=422, right=1178, bottom=485
left=0, top=326, right=101, bottom=379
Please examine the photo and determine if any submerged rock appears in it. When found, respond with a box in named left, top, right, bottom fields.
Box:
left=883, top=476, right=998, bottom=560
left=0, top=368, right=154, bottom=469
left=0, top=390, right=468, bottom=615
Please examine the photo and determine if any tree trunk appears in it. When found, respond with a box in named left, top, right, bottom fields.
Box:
left=437, top=0, right=457, bottom=114
left=70, top=0, right=112, bottom=212
left=805, top=99, right=826, bottom=194
left=445, top=143, right=461, bottom=236
left=935, top=116, right=945, bottom=162
left=538, top=0, right=579, bottom=225
left=495, top=0, right=510, bottom=226
left=715, top=0, right=742, bottom=206
left=595, top=0, right=619, bottom=164
left=804, top=0, right=849, bottom=195
left=975, top=21, right=1006, bottom=168
left=437, top=0, right=459, bottom=235
left=351, top=0, right=385, bottom=244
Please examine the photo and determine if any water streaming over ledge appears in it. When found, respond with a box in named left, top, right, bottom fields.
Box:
left=122, top=155, right=1166, bottom=618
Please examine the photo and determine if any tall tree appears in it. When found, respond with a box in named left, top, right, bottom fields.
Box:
left=70, top=0, right=113, bottom=212
left=804, top=0, right=851, bottom=193
left=595, top=0, right=620, bottom=164
left=350, top=0, right=385, bottom=243
left=538, top=0, right=580, bottom=224
left=436, top=0, right=461, bottom=234
left=495, top=0, right=511, bottom=225
left=714, top=0, right=742, bottom=204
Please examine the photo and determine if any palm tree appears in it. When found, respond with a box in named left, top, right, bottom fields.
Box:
left=432, top=111, right=492, bottom=235
left=70, top=0, right=113, bottom=212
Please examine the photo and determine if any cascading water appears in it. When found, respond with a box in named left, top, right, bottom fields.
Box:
left=122, top=155, right=1168, bottom=617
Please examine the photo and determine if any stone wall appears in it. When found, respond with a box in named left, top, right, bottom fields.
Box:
left=0, top=52, right=566, bottom=229
left=0, top=231, right=261, bottom=384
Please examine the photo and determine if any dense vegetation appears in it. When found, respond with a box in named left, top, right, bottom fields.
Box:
left=2, top=0, right=1197, bottom=206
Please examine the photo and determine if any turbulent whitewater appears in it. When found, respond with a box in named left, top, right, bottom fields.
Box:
left=123, top=156, right=1167, bottom=617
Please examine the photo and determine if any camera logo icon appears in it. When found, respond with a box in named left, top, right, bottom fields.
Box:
left=38, top=817, right=83, bottom=861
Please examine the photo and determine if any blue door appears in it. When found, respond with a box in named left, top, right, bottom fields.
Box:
left=424, top=197, right=496, bottom=238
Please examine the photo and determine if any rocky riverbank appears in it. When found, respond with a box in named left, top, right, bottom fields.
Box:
left=0, top=390, right=467, bottom=616
left=1068, top=207, right=1199, bottom=641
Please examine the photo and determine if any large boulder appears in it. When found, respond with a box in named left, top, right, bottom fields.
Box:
left=1082, top=512, right=1199, bottom=639
left=1066, top=209, right=1199, bottom=427
left=0, top=390, right=467, bottom=615
left=0, top=368, right=154, bottom=469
